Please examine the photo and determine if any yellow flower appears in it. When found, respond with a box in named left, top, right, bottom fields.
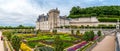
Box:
left=20, top=42, right=32, bottom=51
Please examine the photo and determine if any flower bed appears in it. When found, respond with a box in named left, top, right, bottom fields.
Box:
left=20, top=42, right=32, bottom=51
left=93, top=36, right=99, bottom=40
left=77, top=41, right=96, bottom=51
left=67, top=41, right=87, bottom=51
left=77, top=36, right=99, bottom=51
left=66, top=36, right=99, bottom=51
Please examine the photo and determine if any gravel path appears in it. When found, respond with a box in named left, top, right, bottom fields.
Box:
left=92, top=35, right=115, bottom=51
left=0, top=31, right=4, bottom=51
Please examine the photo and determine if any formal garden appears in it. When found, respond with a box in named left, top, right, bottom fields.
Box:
left=1, top=28, right=104, bottom=51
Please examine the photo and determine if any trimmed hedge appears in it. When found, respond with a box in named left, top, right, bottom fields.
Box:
left=68, top=14, right=92, bottom=18
left=98, top=17, right=120, bottom=22
left=60, top=25, right=116, bottom=29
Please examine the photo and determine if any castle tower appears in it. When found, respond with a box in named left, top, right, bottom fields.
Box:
left=48, top=8, right=60, bottom=30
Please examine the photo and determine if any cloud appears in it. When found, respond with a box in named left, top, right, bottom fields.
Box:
left=0, top=0, right=39, bottom=26
left=0, top=0, right=120, bottom=26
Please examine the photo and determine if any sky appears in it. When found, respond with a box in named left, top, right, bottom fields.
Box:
left=0, top=0, right=120, bottom=26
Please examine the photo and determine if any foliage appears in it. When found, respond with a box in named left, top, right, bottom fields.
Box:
left=26, top=42, right=38, bottom=48
left=17, top=34, right=36, bottom=38
left=2, top=31, right=13, bottom=41
left=97, top=30, right=102, bottom=36
left=82, top=31, right=90, bottom=41
left=68, top=6, right=120, bottom=18
left=98, top=17, right=120, bottom=22
left=34, top=46, right=53, bottom=51
left=11, top=35, right=21, bottom=51
left=71, top=30, right=74, bottom=35
left=78, top=41, right=96, bottom=51
left=76, top=30, right=80, bottom=35
left=36, top=30, right=40, bottom=34
left=82, top=31, right=95, bottom=41
left=60, top=35, right=78, bottom=41
left=20, top=42, right=32, bottom=51
left=52, top=29, right=57, bottom=34
left=26, top=42, right=44, bottom=48
left=54, top=35, right=64, bottom=51
left=62, top=42, right=73, bottom=48
left=60, top=25, right=116, bottom=29
left=26, top=35, right=54, bottom=41
left=89, top=31, right=95, bottom=40
left=67, top=41, right=87, bottom=51
left=0, top=25, right=34, bottom=29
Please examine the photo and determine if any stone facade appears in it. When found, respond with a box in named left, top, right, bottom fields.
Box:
left=36, top=8, right=117, bottom=31
left=36, top=8, right=69, bottom=30
left=48, top=8, right=60, bottom=29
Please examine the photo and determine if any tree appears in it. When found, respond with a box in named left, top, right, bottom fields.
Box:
left=54, top=35, right=64, bottom=51
left=82, top=30, right=95, bottom=41
left=71, top=30, right=74, bottom=35
left=36, top=29, right=41, bottom=34
left=17, top=25, right=24, bottom=29
left=89, top=30, right=95, bottom=40
left=76, top=30, right=80, bottom=35
left=68, top=6, right=120, bottom=18
left=52, top=29, right=57, bottom=34
left=11, top=35, right=21, bottom=51
left=82, top=31, right=90, bottom=41
left=70, top=6, right=80, bottom=15
left=97, top=30, right=102, bottom=36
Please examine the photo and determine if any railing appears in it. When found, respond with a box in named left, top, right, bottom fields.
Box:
left=116, top=37, right=119, bottom=51
left=4, top=37, right=14, bottom=51
left=3, top=38, right=8, bottom=51
left=86, top=42, right=97, bottom=51
left=115, top=32, right=120, bottom=51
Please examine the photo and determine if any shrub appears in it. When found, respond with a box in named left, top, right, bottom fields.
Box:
left=54, top=35, right=64, bottom=51
left=71, top=30, right=74, bottom=35
left=76, top=30, right=80, bottom=35
left=82, top=31, right=90, bottom=41
left=98, top=18, right=119, bottom=22
left=52, top=29, right=57, bottom=34
left=34, top=46, right=53, bottom=51
left=2, top=31, right=13, bottom=41
left=97, top=30, right=102, bottom=36
left=11, top=35, right=21, bottom=51
left=89, top=30, right=95, bottom=40
left=27, top=42, right=38, bottom=48
left=82, top=30, right=95, bottom=41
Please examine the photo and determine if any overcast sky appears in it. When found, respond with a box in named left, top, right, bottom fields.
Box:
left=0, top=0, right=120, bottom=26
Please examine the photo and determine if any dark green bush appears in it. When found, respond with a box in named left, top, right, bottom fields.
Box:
left=97, top=30, right=102, bottom=36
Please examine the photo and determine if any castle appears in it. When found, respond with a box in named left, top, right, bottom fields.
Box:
left=36, top=8, right=69, bottom=31
left=36, top=8, right=117, bottom=31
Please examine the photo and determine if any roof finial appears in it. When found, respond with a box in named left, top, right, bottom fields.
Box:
left=56, top=8, right=58, bottom=10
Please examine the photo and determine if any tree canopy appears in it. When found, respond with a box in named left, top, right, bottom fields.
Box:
left=68, top=6, right=120, bottom=18
left=0, top=25, right=34, bottom=29
left=82, top=30, right=95, bottom=41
